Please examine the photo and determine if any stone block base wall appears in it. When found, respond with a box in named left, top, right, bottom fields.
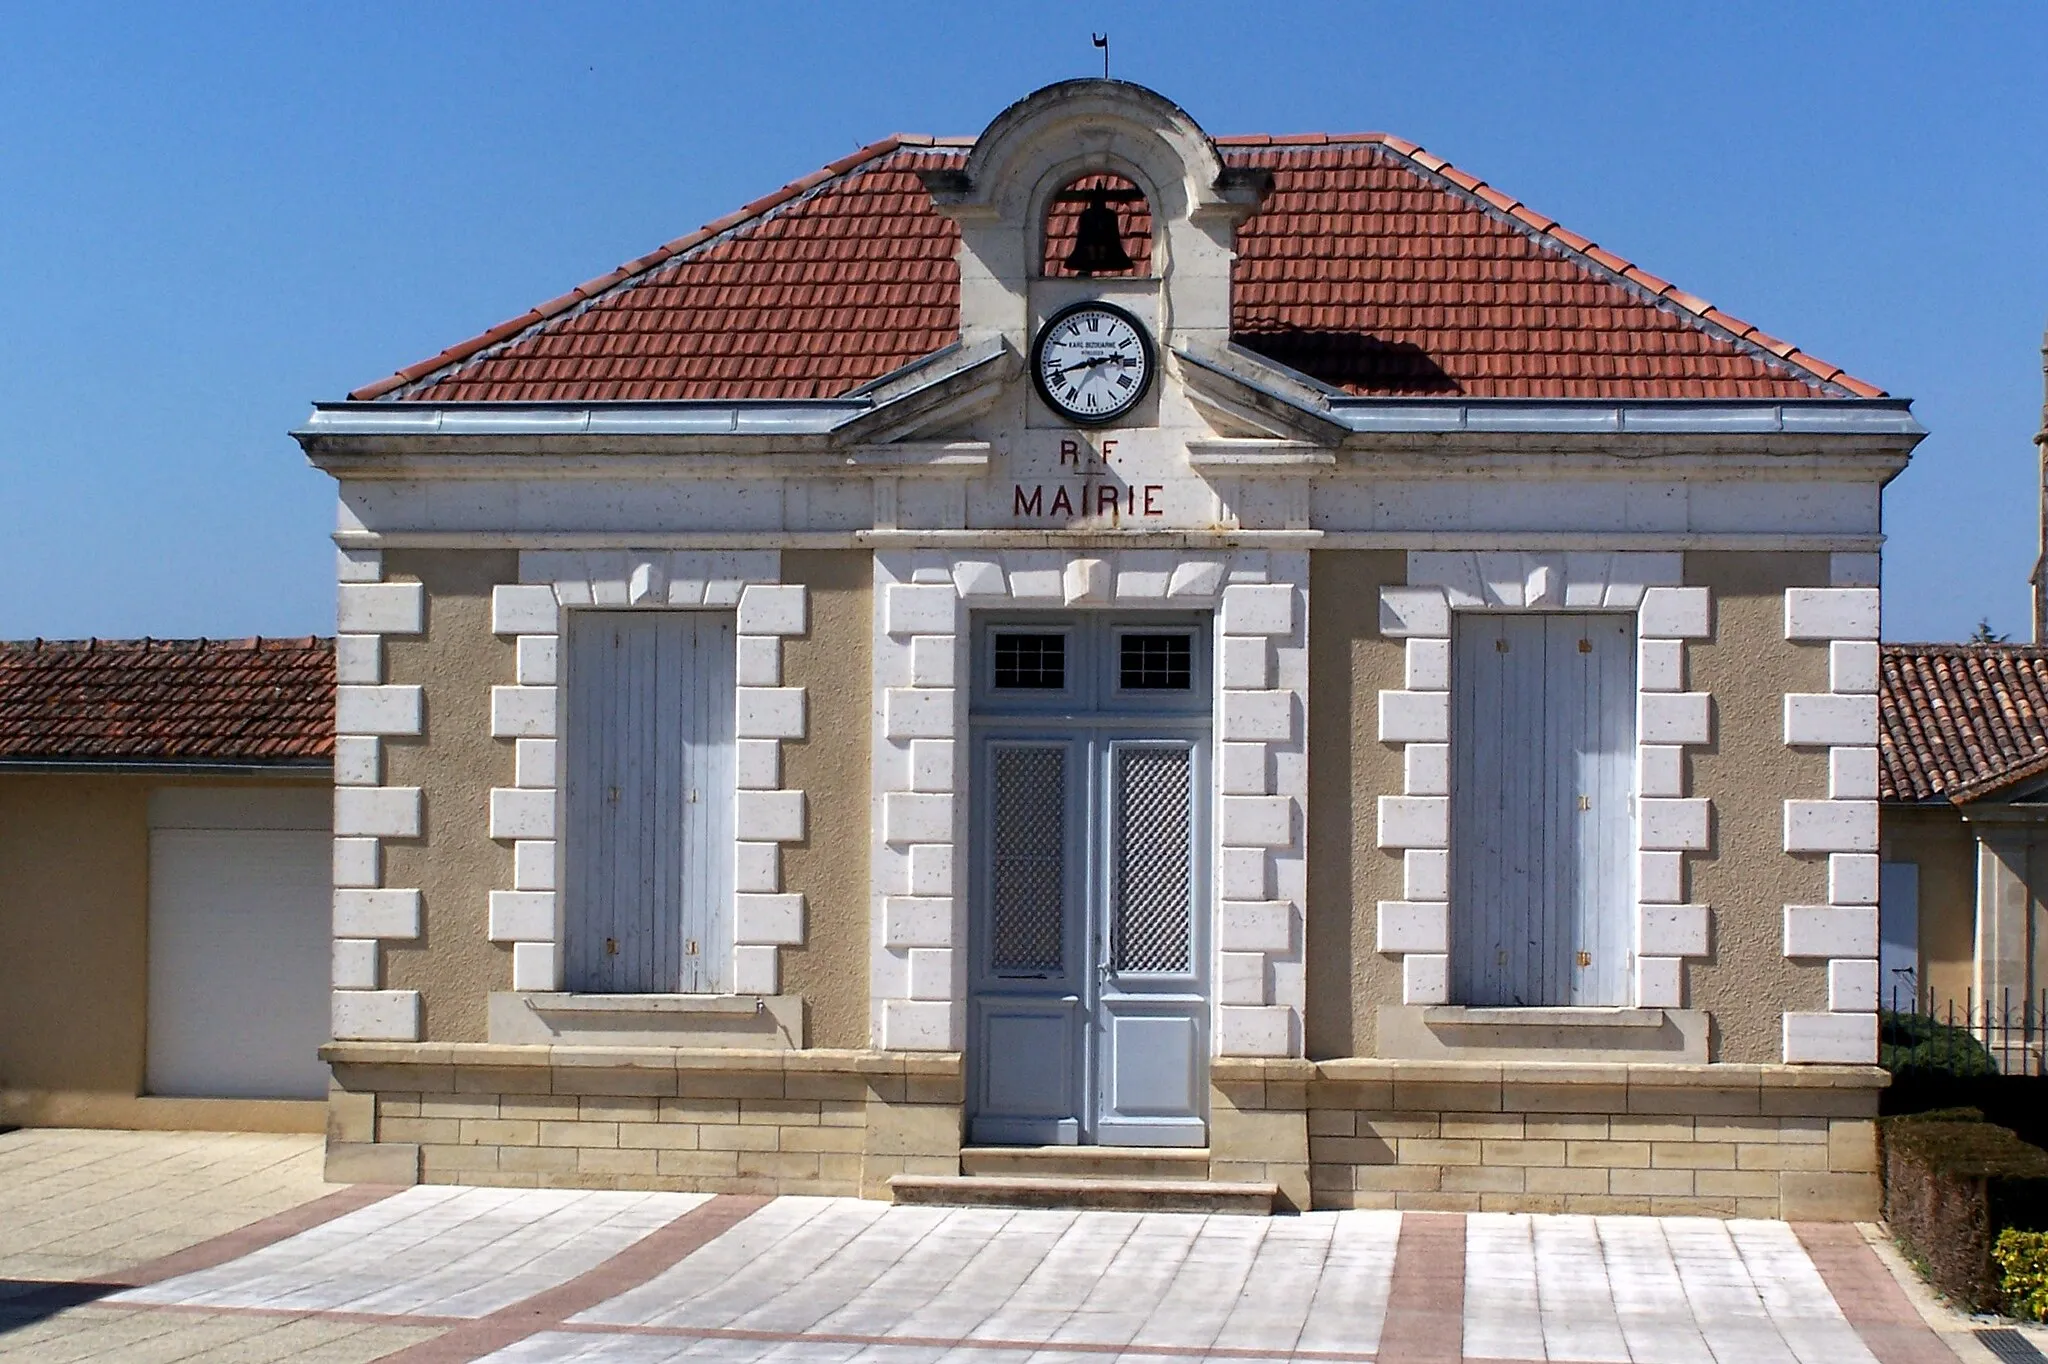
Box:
left=322, top=1043, right=962, bottom=1198
left=325, top=1046, right=1882, bottom=1219
left=1211, top=1058, right=1316, bottom=1211
left=1295, top=1059, right=1882, bottom=1218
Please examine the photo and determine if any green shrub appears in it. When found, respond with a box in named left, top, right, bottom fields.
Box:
left=1885, top=1119, right=2048, bottom=1181
left=1996, top=1229, right=2048, bottom=1321
left=1880, top=1010, right=2001, bottom=1079
left=1890, top=1106, right=1986, bottom=1125
left=1884, top=1116, right=2048, bottom=1311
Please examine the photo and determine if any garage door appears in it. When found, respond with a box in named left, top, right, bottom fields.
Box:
left=147, top=788, right=331, bottom=1100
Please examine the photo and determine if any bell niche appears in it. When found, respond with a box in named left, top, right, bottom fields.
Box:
left=1041, top=173, right=1153, bottom=278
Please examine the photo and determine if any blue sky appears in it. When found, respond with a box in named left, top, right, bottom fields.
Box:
left=2, top=3, right=2042, bottom=643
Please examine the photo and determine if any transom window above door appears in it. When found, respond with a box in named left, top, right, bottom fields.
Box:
left=993, top=633, right=1067, bottom=690
left=975, top=615, right=1207, bottom=715
left=1118, top=633, right=1192, bottom=691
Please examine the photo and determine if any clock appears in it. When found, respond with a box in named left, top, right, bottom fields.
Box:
left=1031, top=301, right=1154, bottom=425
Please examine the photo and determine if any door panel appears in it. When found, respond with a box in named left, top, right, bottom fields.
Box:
left=1103, top=1013, right=1202, bottom=1115
left=1880, top=861, right=1920, bottom=1009
left=564, top=611, right=734, bottom=994
left=973, top=1009, right=1083, bottom=1144
left=1452, top=613, right=1635, bottom=1006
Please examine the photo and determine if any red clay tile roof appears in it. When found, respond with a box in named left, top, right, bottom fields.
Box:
left=1881, top=644, right=2048, bottom=803
left=0, top=638, right=334, bottom=766
left=352, top=134, right=1883, bottom=404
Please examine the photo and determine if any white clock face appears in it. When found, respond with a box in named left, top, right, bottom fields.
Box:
left=1033, top=303, right=1153, bottom=424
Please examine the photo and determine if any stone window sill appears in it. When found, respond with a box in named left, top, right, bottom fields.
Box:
left=524, top=993, right=769, bottom=1017
left=488, top=991, right=804, bottom=1047
left=1420, top=1007, right=1668, bottom=1029
left=1376, top=1004, right=1707, bottom=1063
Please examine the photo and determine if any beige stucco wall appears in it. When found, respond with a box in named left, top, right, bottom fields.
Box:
left=1684, top=552, right=1832, bottom=1062
left=1303, top=549, right=1407, bottom=1059
left=0, top=773, right=152, bottom=1094
left=1882, top=803, right=1976, bottom=1011
left=778, top=550, right=874, bottom=1049
left=380, top=550, right=520, bottom=1043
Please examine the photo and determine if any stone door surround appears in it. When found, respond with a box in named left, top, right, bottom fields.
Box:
left=870, top=548, right=1310, bottom=1056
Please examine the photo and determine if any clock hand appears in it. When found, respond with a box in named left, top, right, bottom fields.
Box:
left=1056, top=354, right=1123, bottom=377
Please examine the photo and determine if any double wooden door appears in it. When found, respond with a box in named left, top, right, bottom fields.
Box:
left=967, top=617, right=1210, bottom=1146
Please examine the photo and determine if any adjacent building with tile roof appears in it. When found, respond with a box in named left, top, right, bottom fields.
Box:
left=276, top=77, right=1941, bottom=1215
left=1878, top=639, right=2048, bottom=1026
left=1870, top=331, right=2048, bottom=1027
left=0, top=638, right=336, bottom=1133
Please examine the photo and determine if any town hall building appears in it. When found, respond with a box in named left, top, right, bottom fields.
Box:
left=300, top=80, right=1921, bottom=1216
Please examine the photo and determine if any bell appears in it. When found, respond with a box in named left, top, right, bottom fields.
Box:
left=1064, top=190, right=1134, bottom=275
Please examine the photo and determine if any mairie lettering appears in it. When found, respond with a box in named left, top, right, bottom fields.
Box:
left=1013, top=482, right=1164, bottom=520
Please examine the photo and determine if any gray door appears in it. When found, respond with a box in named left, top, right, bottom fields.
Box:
left=1451, top=613, right=1635, bottom=1006
left=564, top=610, right=734, bottom=994
left=968, top=618, right=1208, bottom=1147
left=1879, top=861, right=1920, bottom=1009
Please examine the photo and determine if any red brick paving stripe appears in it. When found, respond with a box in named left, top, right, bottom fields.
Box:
left=371, top=1192, right=769, bottom=1364
left=1375, top=1211, right=1466, bottom=1364
left=119, top=1182, right=405, bottom=1287
left=1792, top=1222, right=1958, bottom=1364
left=0, top=1181, right=402, bottom=1320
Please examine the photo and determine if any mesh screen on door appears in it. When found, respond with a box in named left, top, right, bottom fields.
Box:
left=990, top=745, right=1066, bottom=973
left=1113, top=746, right=1193, bottom=973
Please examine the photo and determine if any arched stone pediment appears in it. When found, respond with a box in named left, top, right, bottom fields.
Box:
left=922, top=79, right=1271, bottom=357
left=923, top=79, right=1267, bottom=230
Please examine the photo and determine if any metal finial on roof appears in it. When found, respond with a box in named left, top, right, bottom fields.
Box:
left=1092, top=33, right=1108, bottom=79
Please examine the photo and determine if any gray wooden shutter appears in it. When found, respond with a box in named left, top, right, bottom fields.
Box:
left=564, top=611, right=734, bottom=993
left=1452, top=613, right=1635, bottom=1006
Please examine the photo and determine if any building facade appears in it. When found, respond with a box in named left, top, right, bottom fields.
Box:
left=302, top=81, right=1921, bottom=1216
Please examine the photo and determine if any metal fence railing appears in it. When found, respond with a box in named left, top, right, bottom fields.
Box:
left=1882, top=985, right=2048, bottom=1077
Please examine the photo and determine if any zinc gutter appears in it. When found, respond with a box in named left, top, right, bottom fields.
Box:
left=1327, top=397, right=1924, bottom=438
left=299, top=395, right=1924, bottom=441
left=297, top=399, right=873, bottom=440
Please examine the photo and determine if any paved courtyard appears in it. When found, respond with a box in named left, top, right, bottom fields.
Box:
left=0, top=1128, right=1988, bottom=1362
